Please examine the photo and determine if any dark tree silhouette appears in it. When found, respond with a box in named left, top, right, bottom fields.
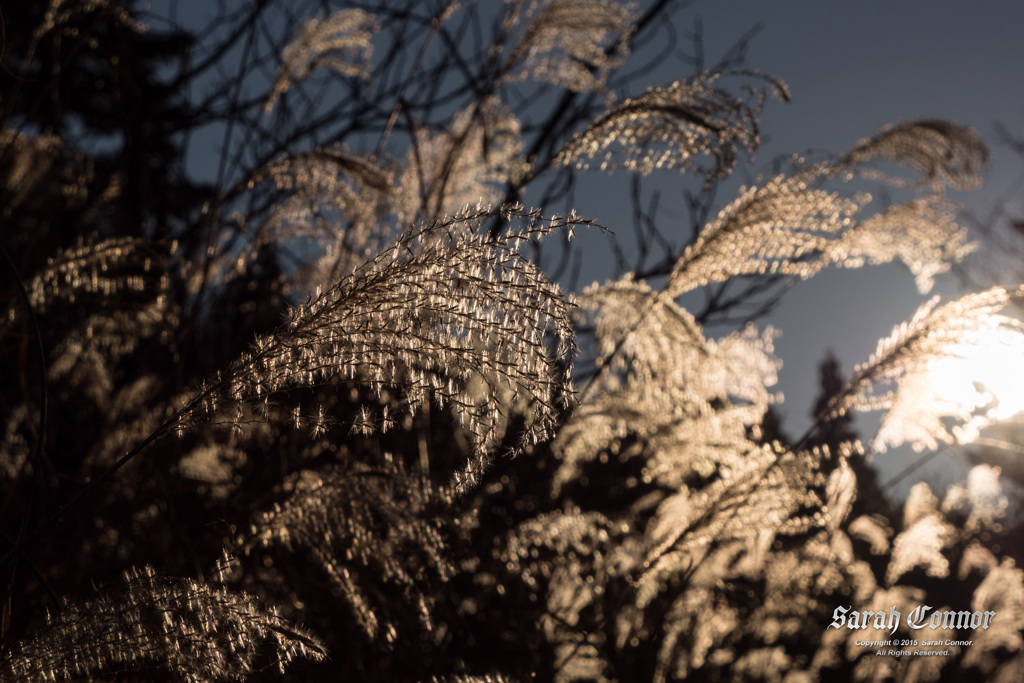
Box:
left=809, top=350, right=892, bottom=521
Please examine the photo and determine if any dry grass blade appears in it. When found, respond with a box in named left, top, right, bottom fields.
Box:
left=0, top=566, right=326, bottom=682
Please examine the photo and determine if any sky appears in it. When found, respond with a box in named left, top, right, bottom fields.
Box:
left=153, top=0, right=1024, bottom=498
left=566, top=0, right=1024, bottom=497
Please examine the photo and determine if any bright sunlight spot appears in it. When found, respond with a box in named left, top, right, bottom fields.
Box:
left=926, top=321, right=1024, bottom=435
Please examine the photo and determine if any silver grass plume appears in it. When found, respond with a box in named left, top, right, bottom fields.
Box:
left=253, top=148, right=395, bottom=288
left=837, top=197, right=975, bottom=293
left=885, top=483, right=954, bottom=585
left=663, top=121, right=984, bottom=298
left=501, top=508, right=626, bottom=680
left=25, top=236, right=167, bottom=313
left=0, top=130, right=66, bottom=210
left=494, top=503, right=644, bottom=682
left=848, top=515, right=892, bottom=556
left=823, top=287, right=1024, bottom=452
left=839, top=119, right=990, bottom=191
left=664, top=177, right=974, bottom=300
left=2, top=237, right=174, bottom=419
left=34, top=0, right=144, bottom=41
left=503, top=0, right=636, bottom=92
left=0, top=566, right=325, bottom=682
left=0, top=127, right=124, bottom=223
left=244, top=462, right=449, bottom=645
left=942, top=464, right=1008, bottom=532
left=555, top=277, right=779, bottom=492
left=664, top=172, right=867, bottom=298
left=192, top=205, right=582, bottom=495
left=634, top=442, right=825, bottom=608
left=555, top=71, right=786, bottom=178
left=399, top=100, right=524, bottom=221
left=432, top=676, right=519, bottom=683
left=265, top=9, right=378, bottom=113
left=964, top=560, right=1024, bottom=679
left=959, top=541, right=1000, bottom=580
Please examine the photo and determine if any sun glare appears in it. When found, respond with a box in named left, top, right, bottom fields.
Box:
left=926, top=323, right=1024, bottom=429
